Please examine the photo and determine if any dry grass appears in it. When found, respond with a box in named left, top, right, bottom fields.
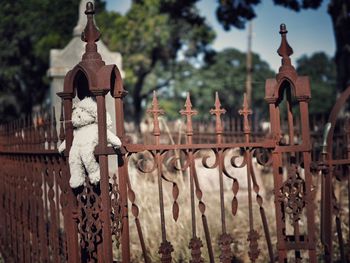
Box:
left=113, top=158, right=279, bottom=262
left=109, top=155, right=350, bottom=262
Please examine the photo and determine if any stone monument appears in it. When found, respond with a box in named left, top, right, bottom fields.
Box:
left=48, top=0, right=123, bottom=131
left=48, top=0, right=123, bottom=172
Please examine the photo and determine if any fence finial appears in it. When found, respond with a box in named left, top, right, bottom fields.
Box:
left=277, top=24, right=293, bottom=67
left=239, top=93, right=252, bottom=135
left=210, top=92, right=226, bottom=135
left=180, top=93, right=198, bottom=136
left=147, top=91, right=164, bottom=137
left=81, top=1, right=102, bottom=61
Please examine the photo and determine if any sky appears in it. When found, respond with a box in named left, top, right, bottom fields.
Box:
left=105, top=0, right=335, bottom=72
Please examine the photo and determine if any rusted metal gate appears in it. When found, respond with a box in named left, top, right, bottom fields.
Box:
left=0, top=2, right=348, bottom=262
left=319, top=85, right=350, bottom=263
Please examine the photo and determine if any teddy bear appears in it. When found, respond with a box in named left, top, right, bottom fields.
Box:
left=58, top=97, right=122, bottom=188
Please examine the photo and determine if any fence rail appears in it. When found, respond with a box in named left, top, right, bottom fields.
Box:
left=0, top=110, right=73, bottom=262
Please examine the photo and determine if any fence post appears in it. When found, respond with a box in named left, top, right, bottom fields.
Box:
left=111, top=68, right=130, bottom=262
left=57, top=93, right=80, bottom=263
left=265, top=24, right=316, bottom=262
left=94, top=91, right=114, bottom=262
left=56, top=2, right=128, bottom=262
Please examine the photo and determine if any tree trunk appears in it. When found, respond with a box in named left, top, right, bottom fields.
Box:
left=132, top=72, right=148, bottom=134
left=133, top=92, right=143, bottom=133
left=328, top=0, right=350, bottom=92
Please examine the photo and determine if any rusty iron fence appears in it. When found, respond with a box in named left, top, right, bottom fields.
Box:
left=140, top=114, right=268, bottom=145
left=0, top=2, right=349, bottom=263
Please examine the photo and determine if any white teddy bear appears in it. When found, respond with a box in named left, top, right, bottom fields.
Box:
left=58, top=97, right=122, bottom=188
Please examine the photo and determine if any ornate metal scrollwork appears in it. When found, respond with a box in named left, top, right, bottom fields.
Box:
left=110, top=173, right=122, bottom=249
left=252, top=147, right=272, bottom=167
left=218, top=233, right=233, bottom=262
left=134, top=151, right=157, bottom=174
left=189, top=237, right=204, bottom=263
left=75, top=179, right=102, bottom=261
left=279, top=164, right=306, bottom=222
left=247, top=229, right=260, bottom=261
left=132, top=150, right=180, bottom=221
left=222, top=148, right=243, bottom=216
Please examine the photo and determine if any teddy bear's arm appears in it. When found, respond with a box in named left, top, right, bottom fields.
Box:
left=58, top=140, right=66, bottom=153
left=107, top=130, right=122, bottom=148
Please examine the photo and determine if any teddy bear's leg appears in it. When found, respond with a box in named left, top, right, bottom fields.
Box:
left=81, top=151, right=100, bottom=185
left=68, top=150, right=86, bottom=188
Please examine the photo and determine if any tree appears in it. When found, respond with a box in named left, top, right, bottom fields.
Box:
left=215, top=0, right=349, bottom=94
left=0, top=0, right=106, bottom=122
left=328, top=0, right=350, bottom=94
left=96, top=0, right=215, bottom=126
left=216, top=0, right=321, bottom=30
left=296, top=52, right=336, bottom=114
left=150, top=48, right=275, bottom=120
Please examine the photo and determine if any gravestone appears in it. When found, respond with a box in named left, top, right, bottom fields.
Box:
left=48, top=0, right=123, bottom=173
left=48, top=0, right=123, bottom=130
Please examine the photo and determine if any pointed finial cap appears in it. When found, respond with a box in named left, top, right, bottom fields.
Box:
left=243, top=93, right=249, bottom=108
left=85, top=1, right=94, bottom=14
left=80, top=1, right=103, bottom=62
left=147, top=91, right=164, bottom=116
left=210, top=92, right=226, bottom=116
left=215, top=92, right=220, bottom=105
left=152, top=90, right=159, bottom=106
left=185, top=92, right=192, bottom=107
left=81, top=2, right=100, bottom=43
left=73, top=0, right=92, bottom=37
left=180, top=92, right=197, bottom=116
left=277, top=24, right=293, bottom=63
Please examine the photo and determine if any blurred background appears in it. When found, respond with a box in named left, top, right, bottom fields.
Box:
left=0, top=0, right=346, bottom=130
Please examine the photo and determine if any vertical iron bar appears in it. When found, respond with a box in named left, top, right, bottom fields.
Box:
left=299, top=101, right=316, bottom=262
left=111, top=69, right=131, bottom=263
left=240, top=93, right=260, bottom=262
left=148, top=92, right=173, bottom=262
left=346, top=118, right=350, bottom=255
left=286, top=89, right=302, bottom=261
left=95, top=94, right=113, bottom=263
left=269, top=101, right=287, bottom=262
left=60, top=95, right=80, bottom=263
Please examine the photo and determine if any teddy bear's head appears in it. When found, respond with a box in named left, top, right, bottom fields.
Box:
left=71, top=97, right=113, bottom=129
left=72, top=97, right=97, bottom=128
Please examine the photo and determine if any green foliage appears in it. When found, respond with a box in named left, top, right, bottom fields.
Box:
left=0, top=0, right=343, bottom=127
left=0, top=0, right=82, bottom=122
left=214, top=0, right=350, bottom=96
left=296, top=52, right=336, bottom=114
left=96, top=0, right=216, bottom=124
left=216, top=0, right=261, bottom=30
left=216, top=0, right=322, bottom=30
left=96, top=1, right=278, bottom=123
left=149, top=48, right=275, bottom=120
left=328, top=1, right=350, bottom=92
